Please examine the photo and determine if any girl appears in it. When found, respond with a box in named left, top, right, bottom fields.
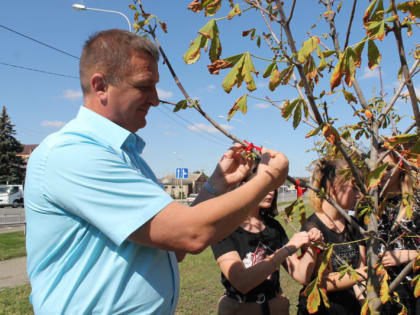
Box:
left=378, top=150, right=420, bottom=315
left=211, top=186, right=323, bottom=315
left=297, top=159, right=366, bottom=315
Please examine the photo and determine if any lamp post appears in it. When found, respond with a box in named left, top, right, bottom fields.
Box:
left=72, top=4, right=132, bottom=32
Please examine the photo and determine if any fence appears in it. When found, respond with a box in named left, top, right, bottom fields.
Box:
left=0, top=208, right=25, bottom=226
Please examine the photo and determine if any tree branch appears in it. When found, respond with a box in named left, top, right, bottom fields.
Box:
left=344, top=0, right=357, bottom=49
left=390, top=0, right=420, bottom=133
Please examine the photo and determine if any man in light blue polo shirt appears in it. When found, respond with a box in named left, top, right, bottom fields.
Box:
left=25, top=29, right=290, bottom=314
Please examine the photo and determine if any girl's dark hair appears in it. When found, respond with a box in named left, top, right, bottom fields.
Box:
left=310, top=159, right=348, bottom=212
left=242, top=170, right=279, bottom=218
left=259, top=188, right=279, bottom=218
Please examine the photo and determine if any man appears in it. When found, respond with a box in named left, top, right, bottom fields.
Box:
left=25, top=29, right=290, bottom=314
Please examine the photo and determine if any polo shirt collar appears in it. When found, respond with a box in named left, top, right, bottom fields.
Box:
left=76, top=106, right=145, bottom=153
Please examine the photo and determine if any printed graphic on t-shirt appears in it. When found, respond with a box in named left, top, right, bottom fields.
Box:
left=242, top=243, right=272, bottom=279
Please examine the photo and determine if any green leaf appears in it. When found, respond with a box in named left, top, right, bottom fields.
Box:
left=412, top=274, right=420, bottom=297
left=304, top=279, right=321, bottom=314
left=263, top=62, right=276, bottom=78
left=368, top=40, right=381, bottom=70
left=256, top=36, right=261, bottom=48
left=306, top=125, right=323, bottom=138
left=173, top=99, right=189, bottom=112
left=227, top=3, right=241, bottom=19
left=343, top=90, right=358, bottom=104
left=183, top=35, right=207, bottom=64
left=128, top=4, right=137, bottom=10
left=366, top=162, right=388, bottom=190
left=317, top=245, right=333, bottom=283
left=397, top=1, right=420, bottom=19
left=298, top=37, right=320, bottom=64
left=385, top=134, right=418, bottom=146
left=202, top=0, right=222, bottom=16
left=222, top=52, right=257, bottom=93
left=269, top=64, right=281, bottom=91
left=279, top=65, right=295, bottom=86
left=284, top=199, right=298, bottom=220
left=227, top=94, right=248, bottom=121
left=183, top=19, right=221, bottom=64
left=319, top=287, right=330, bottom=309
left=330, top=53, right=345, bottom=91
left=353, top=39, right=366, bottom=68
left=282, top=100, right=297, bottom=121
left=344, top=47, right=358, bottom=87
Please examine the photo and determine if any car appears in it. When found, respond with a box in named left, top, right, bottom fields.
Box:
left=186, top=193, right=198, bottom=204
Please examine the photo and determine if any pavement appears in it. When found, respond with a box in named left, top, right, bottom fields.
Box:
left=0, top=225, right=29, bottom=289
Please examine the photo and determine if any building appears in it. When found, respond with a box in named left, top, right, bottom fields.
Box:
left=160, top=172, right=208, bottom=199
left=17, top=144, right=38, bottom=163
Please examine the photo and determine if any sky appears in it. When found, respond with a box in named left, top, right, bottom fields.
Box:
left=1, top=1, right=418, bottom=178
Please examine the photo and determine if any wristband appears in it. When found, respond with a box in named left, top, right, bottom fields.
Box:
left=203, top=180, right=221, bottom=196
left=282, top=246, right=294, bottom=256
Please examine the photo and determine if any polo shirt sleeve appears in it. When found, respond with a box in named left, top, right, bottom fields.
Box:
left=42, top=140, right=173, bottom=246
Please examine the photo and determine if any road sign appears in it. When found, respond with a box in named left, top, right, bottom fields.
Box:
left=176, top=168, right=188, bottom=179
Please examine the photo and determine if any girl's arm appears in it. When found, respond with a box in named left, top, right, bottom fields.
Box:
left=353, top=245, right=367, bottom=302
left=382, top=249, right=418, bottom=267
left=285, top=227, right=323, bottom=285
left=216, top=247, right=292, bottom=294
left=216, top=232, right=311, bottom=294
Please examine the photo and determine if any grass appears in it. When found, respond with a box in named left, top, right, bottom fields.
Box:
left=0, top=203, right=314, bottom=314
left=0, top=231, right=26, bottom=261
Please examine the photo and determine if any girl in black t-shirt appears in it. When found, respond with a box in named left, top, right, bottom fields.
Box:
left=377, top=151, right=420, bottom=315
left=297, top=159, right=366, bottom=315
left=212, top=187, right=323, bottom=315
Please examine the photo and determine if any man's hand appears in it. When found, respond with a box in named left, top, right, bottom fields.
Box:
left=209, top=144, right=254, bottom=193
left=256, top=148, right=289, bottom=190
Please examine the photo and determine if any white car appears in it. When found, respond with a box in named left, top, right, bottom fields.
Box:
left=186, top=193, right=198, bottom=204
left=0, top=185, right=24, bottom=208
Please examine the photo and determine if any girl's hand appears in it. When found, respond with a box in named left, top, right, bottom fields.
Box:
left=308, top=228, right=323, bottom=243
left=287, top=232, right=310, bottom=250
left=382, top=250, right=401, bottom=267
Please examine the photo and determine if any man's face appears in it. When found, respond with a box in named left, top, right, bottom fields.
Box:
left=107, top=51, right=159, bottom=133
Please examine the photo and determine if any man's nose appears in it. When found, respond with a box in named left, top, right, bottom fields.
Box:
left=150, top=87, right=159, bottom=107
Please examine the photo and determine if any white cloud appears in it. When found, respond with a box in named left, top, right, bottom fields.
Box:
left=62, top=89, right=83, bottom=100
left=157, top=88, right=173, bottom=100
left=361, top=66, right=380, bottom=79
left=40, top=120, right=66, bottom=128
left=254, top=102, right=270, bottom=109
left=206, top=84, right=216, bottom=91
left=188, top=123, right=233, bottom=134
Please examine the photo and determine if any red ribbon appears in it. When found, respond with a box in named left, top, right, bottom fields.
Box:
left=243, top=140, right=262, bottom=153
left=294, top=179, right=307, bottom=198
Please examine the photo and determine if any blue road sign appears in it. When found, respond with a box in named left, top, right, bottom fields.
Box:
left=176, top=168, right=188, bottom=179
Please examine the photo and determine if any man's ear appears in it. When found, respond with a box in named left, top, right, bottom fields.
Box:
left=90, top=73, right=108, bottom=105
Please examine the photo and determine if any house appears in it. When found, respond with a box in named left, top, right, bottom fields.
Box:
left=160, top=172, right=208, bottom=199
left=17, top=144, right=38, bottom=163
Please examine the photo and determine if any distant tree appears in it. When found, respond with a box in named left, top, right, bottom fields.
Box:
left=0, top=106, right=25, bottom=184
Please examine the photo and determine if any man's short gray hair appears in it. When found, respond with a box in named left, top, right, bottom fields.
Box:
left=79, top=29, right=159, bottom=94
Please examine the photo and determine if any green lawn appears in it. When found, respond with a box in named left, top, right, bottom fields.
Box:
left=0, top=231, right=26, bottom=261
left=0, top=203, right=313, bottom=314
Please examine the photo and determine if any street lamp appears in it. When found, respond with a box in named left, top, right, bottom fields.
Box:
left=72, top=4, right=132, bottom=32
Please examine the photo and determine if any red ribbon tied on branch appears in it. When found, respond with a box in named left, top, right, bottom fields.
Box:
left=243, top=140, right=262, bottom=153
left=294, top=179, right=307, bottom=198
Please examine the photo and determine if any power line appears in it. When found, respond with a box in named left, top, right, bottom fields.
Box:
left=156, top=105, right=230, bottom=147
left=0, top=62, right=79, bottom=79
left=0, top=24, right=80, bottom=60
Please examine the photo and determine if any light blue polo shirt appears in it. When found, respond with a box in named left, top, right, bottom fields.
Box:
left=25, top=106, right=178, bottom=314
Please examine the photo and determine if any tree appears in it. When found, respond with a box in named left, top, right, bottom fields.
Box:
left=0, top=106, right=25, bottom=184
left=130, top=0, right=420, bottom=313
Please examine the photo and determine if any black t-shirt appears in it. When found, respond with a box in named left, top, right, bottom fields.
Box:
left=297, top=213, right=364, bottom=315
left=211, top=216, right=289, bottom=297
left=302, top=214, right=363, bottom=273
